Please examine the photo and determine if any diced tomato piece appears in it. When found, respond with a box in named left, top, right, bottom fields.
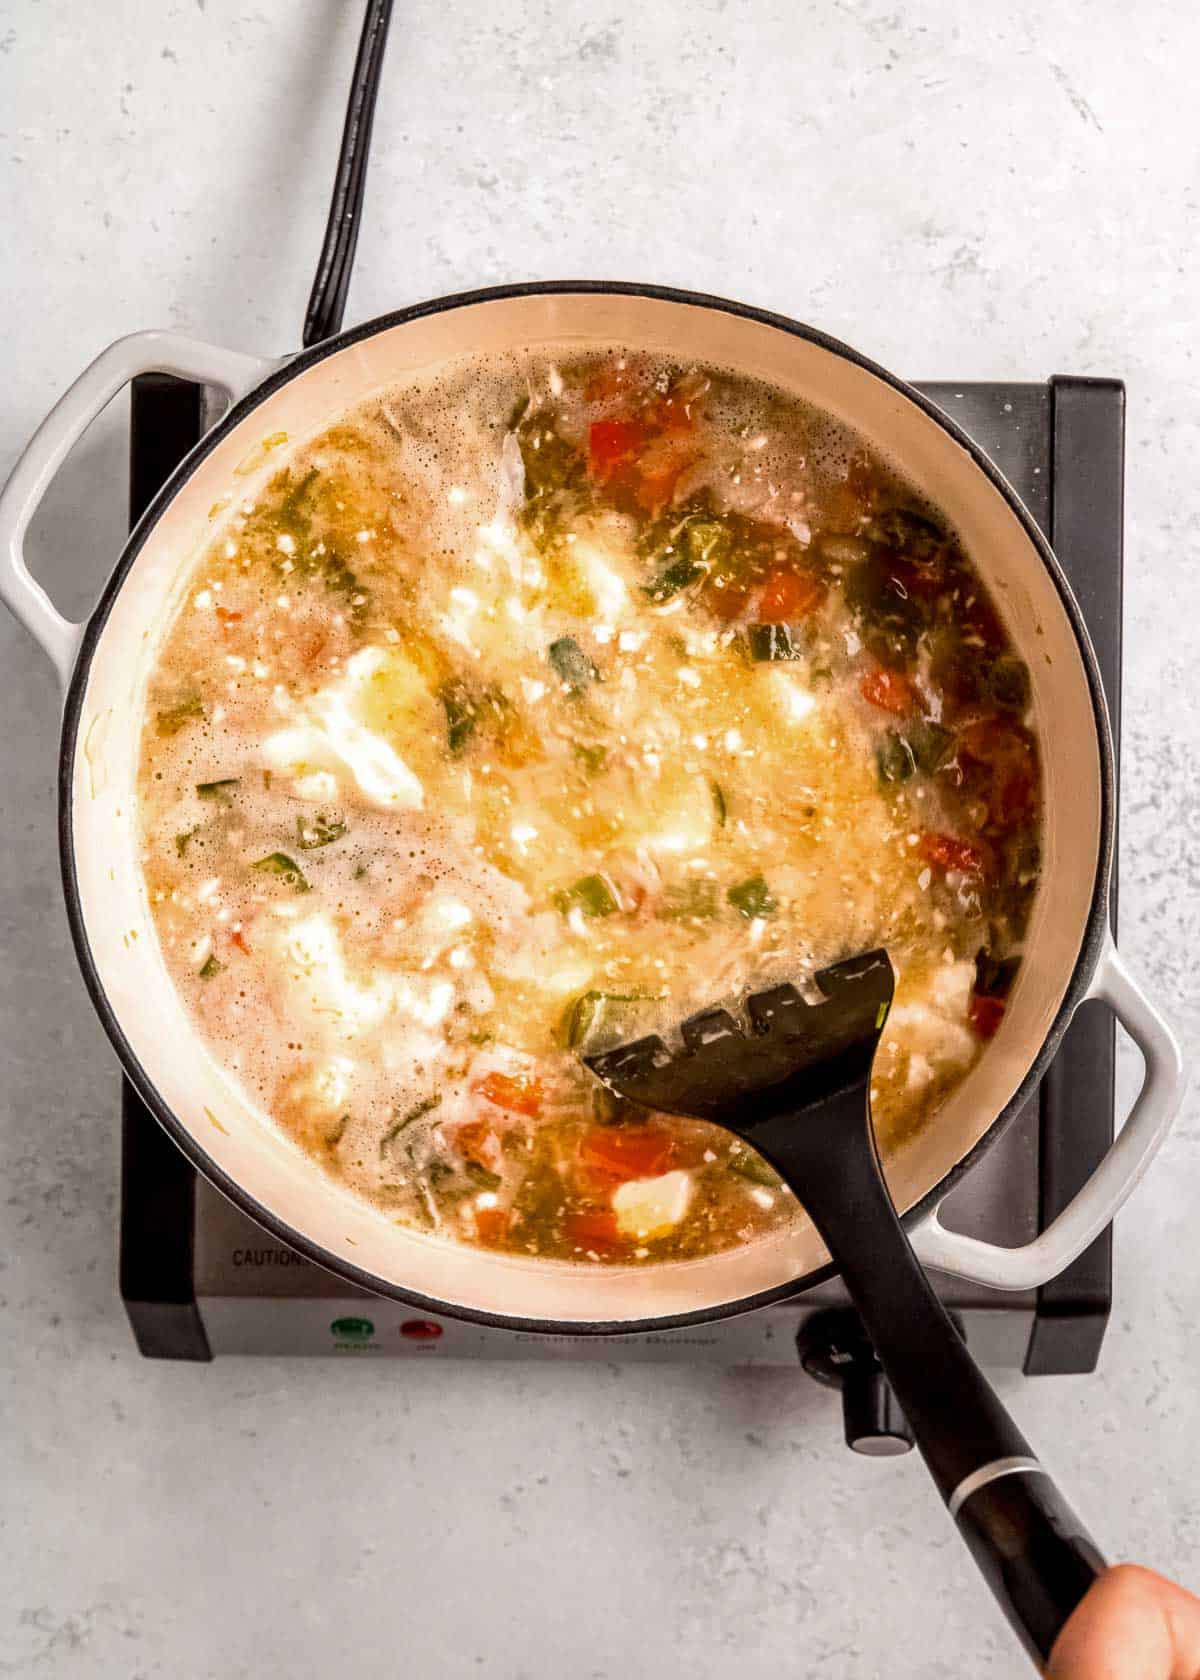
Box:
left=215, top=605, right=243, bottom=627
left=588, top=418, right=651, bottom=482
left=589, top=388, right=701, bottom=509
left=917, top=830, right=986, bottom=875
left=632, top=442, right=694, bottom=513
left=451, top=1119, right=503, bottom=1171
left=860, top=666, right=918, bottom=716
left=563, top=1209, right=625, bottom=1253
left=969, top=993, right=1006, bottom=1039
left=474, top=1206, right=510, bottom=1246
left=473, top=1071, right=543, bottom=1117
left=579, top=1126, right=674, bottom=1184
left=756, top=566, right=826, bottom=623
left=231, top=927, right=251, bottom=956
left=705, top=578, right=752, bottom=621
left=648, top=392, right=698, bottom=437
left=955, top=718, right=1038, bottom=829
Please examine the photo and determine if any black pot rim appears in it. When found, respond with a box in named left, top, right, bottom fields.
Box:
left=57, top=279, right=1116, bottom=1337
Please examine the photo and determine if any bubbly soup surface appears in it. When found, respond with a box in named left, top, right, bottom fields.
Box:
left=138, top=350, right=1041, bottom=1263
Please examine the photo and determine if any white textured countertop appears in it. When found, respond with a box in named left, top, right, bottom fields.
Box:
left=2, top=3, right=1199, bottom=1674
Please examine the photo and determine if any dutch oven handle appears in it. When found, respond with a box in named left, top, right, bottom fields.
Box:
left=0, top=331, right=279, bottom=688
left=912, top=932, right=1184, bottom=1289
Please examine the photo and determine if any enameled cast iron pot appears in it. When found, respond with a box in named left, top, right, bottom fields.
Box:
left=0, top=283, right=1184, bottom=1334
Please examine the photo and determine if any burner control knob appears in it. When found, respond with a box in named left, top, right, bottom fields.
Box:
left=840, top=1366, right=914, bottom=1457
left=796, top=1309, right=915, bottom=1457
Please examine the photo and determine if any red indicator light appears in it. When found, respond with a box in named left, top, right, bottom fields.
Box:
left=400, top=1319, right=444, bottom=1341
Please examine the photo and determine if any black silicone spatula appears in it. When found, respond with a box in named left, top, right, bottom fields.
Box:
left=583, top=948, right=1105, bottom=1668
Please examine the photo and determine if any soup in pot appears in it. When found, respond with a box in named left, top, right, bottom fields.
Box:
left=137, top=350, right=1041, bottom=1263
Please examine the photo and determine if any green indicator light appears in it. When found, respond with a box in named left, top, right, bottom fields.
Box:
left=331, top=1316, right=374, bottom=1342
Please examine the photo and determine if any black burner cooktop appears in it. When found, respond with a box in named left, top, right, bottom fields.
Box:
left=118, top=371, right=1123, bottom=1374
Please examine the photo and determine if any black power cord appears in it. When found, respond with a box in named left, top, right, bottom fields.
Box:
left=303, top=0, right=395, bottom=348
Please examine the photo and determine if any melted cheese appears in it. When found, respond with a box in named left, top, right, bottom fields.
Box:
left=264, top=648, right=424, bottom=809
left=570, top=528, right=633, bottom=620
left=613, top=1170, right=694, bottom=1239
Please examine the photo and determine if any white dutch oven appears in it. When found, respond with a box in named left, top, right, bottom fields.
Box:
left=0, top=283, right=1184, bottom=1331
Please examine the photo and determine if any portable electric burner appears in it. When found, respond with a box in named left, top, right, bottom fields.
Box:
left=119, top=370, right=1124, bottom=1427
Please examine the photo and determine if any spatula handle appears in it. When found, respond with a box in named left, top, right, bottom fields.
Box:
left=950, top=1457, right=1104, bottom=1663
left=755, top=1099, right=1104, bottom=1665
